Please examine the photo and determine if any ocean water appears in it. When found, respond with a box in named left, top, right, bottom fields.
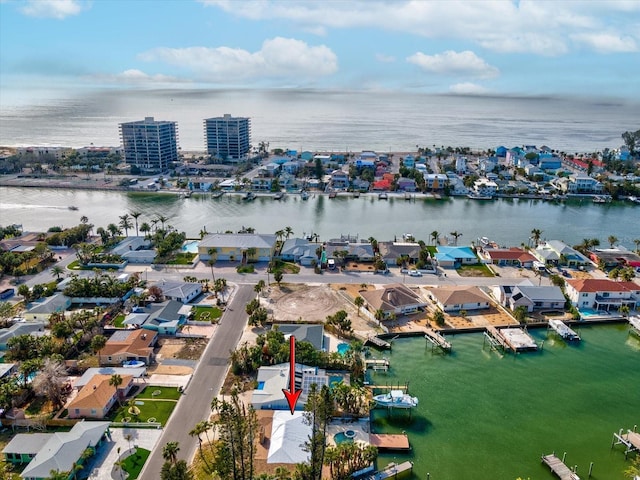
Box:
left=1, top=88, right=639, bottom=152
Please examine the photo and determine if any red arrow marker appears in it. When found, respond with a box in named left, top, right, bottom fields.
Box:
left=282, top=335, right=302, bottom=414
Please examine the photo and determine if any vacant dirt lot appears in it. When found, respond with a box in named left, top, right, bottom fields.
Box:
left=155, top=337, right=208, bottom=361
left=267, top=284, right=353, bottom=322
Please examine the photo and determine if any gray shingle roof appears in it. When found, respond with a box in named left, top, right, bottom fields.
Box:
left=200, top=233, right=277, bottom=249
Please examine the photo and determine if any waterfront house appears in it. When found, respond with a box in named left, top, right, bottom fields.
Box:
left=360, top=283, right=427, bottom=318
left=154, top=280, right=202, bottom=304
left=272, top=324, right=325, bottom=351
left=278, top=238, right=317, bottom=266
left=2, top=421, right=111, bottom=480
left=397, top=177, right=417, bottom=192
left=565, top=279, right=640, bottom=311
left=588, top=247, right=640, bottom=270
left=0, top=321, right=46, bottom=351
left=330, top=169, right=350, bottom=189
left=496, top=146, right=507, bottom=157
left=251, top=363, right=329, bottom=410
left=99, top=328, right=157, bottom=366
left=533, top=241, right=590, bottom=267
left=378, top=241, right=422, bottom=267
left=426, top=286, right=490, bottom=312
left=481, top=247, right=537, bottom=268
left=507, top=285, right=565, bottom=312
left=472, top=179, right=498, bottom=197
left=267, top=411, right=312, bottom=464
left=67, top=374, right=133, bottom=419
left=434, top=246, right=477, bottom=268
left=26, top=294, right=71, bottom=322
left=325, top=240, right=375, bottom=263
left=555, top=173, right=603, bottom=194
left=198, top=233, right=277, bottom=263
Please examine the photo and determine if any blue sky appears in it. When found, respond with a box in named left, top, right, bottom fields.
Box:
left=1, top=0, right=639, bottom=99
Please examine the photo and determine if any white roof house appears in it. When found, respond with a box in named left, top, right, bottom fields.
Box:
left=267, top=411, right=312, bottom=464
left=251, top=363, right=329, bottom=411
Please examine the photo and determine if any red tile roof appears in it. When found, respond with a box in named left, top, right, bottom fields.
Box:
left=566, top=279, right=640, bottom=293
left=484, top=248, right=536, bottom=263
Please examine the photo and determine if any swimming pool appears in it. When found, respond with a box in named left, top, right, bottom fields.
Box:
left=333, top=431, right=356, bottom=445
left=337, top=342, right=350, bottom=356
left=181, top=240, right=200, bottom=253
left=579, top=308, right=610, bottom=318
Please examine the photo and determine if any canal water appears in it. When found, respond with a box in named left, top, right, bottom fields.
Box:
left=369, top=324, right=640, bottom=480
left=1, top=187, right=639, bottom=248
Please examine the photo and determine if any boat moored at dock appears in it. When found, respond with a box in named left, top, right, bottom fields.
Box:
left=373, top=389, right=418, bottom=409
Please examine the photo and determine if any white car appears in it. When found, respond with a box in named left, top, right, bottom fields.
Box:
left=408, top=270, right=422, bottom=277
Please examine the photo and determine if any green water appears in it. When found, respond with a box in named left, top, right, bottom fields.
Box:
left=369, top=325, right=640, bottom=480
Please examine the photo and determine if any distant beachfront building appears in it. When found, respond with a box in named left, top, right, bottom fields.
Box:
left=119, top=117, right=179, bottom=172
left=204, top=114, right=251, bottom=162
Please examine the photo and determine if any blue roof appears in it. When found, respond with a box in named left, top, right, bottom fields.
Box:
left=436, top=246, right=477, bottom=259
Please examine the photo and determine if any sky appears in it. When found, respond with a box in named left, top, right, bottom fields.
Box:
left=1, top=0, right=639, bottom=100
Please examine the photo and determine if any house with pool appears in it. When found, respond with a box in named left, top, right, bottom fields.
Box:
left=565, top=279, right=640, bottom=312
left=360, top=283, right=427, bottom=318
left=198, top=233, right=277, bottom=263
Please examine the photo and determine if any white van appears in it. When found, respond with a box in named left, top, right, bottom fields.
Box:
left=327, top=259, right=336, bottom=270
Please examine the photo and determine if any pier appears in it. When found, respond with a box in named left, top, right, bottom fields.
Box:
left=369, top=433, right=411, bottom=451
left=629, top=316, right=640, bottom=336
left=366, top=358, right=390, bottom=371
left=365, top=382, right=409, bottom=392
left=612, top=426, right=640, bottom=458
left=541, top=453, right=581, bottom=480
left=548, top=320, right=581, bottom=342
left=424, top=328, right=452, bottom=352
left=363, top=461, right=413, bottom=480
left=366, top=336, right=392, bottom=350
left=485, top=326, right=538, bottom=353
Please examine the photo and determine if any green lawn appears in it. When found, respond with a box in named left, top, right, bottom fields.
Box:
left=191, top=305, right=222, bottom=322
left=121, top=448, right=150, bottom=479
left=113, top=314, right=126, bottom=328
left=456, top=263, right=495, bottom=277
left=137, top=385, right=182, bottom=401
left=111, top=399, right=177, bottom=426
left=236, top=264, right=255, bottom=273
left=163, top=252, right=196, bottom=265
left=425, top=246, right=438, bottom=255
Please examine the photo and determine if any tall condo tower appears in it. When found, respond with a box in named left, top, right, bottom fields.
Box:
left=119, top=117, right=179, bottom=172
left=204, top=114, right=251, bottom=162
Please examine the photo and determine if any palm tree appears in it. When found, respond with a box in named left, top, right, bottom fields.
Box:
left=354, top=296, right=364, bottom=316
left=140, top=222, right=151, bottom=239
left=449, top=231, right=462, bottom=246
left=619, top=305, right=630, bottom=319
left=50, top=265, right=64, bottom=281
left=430, top=230, right=439, bottom=245
left=189, top=421, right=212, bottom=469
left=207, top=248, right=217, bottom=282
left=118, top=214, right=133, bottom=237
left=634, top=238, right=640, bottom=254
left=109, top=374, right=124, bottom=406
left=130, top=211, right=142, bottom=236
left=284, top=226, right=294, bottom=239
left=530, top=228, right=542, bottom=246
left=162, top=441, right=180, bottom=465
left=80, top=215, right=89, bottom=225
left=275, top=229, right=285, bottom=242
left=608, top=235, right=618, bottom=248
left=255, top=279, right=266, bottom=297
left=155, top=214, right=169, bottom=231
left=107, top=223, right=121, bottom=239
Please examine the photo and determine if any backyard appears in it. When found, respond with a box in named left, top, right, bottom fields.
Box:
left=456, top=263, right=495, bottom=277
left=191, top=305, right=222, bottom=323
left=111, top=386, right=180, bottom=425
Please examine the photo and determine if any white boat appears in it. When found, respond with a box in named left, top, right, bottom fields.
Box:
left=378, top=192, right=388, bottom=200
left=467, top=194, right=493, bottom=200
left=122, top=360, right=145, bottom=368
left=301, top=191, right=309, bottom=200
left=373, top=390, right=418, bottom=409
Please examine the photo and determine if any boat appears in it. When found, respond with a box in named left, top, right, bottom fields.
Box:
left=300, top=191, right=309, bottom=200
left=329, top=191, right=337, bottom=198
left=378, top=192, right=388, bottom=200
left=243, top=192, right=256, bottom=201
left=373, top=390, right=419, bottom=409
left=212, top=190, right=224, bottom=199
left=404, top=192, right=412, bottom=201
left=628, top=196, right=640, bottom=204
left=68, top=206, right=79, bottom=210
left=353, top=191, right=360, bottom=198
left=592, top=195, right=612, bottom=204
left=467, top=194, right=493, bottom=200
left=122, top=360, right=145, bottom=368
left=273, top=191, right=284, bottom=200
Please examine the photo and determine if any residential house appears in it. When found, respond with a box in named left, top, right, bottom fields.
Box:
left=455, top=156, right=467, bottom=173
left=397, top=177, right=417, bottom=192
left=2, top=421, right=111, bottom=480
left=426, top=286, right=490, bottom=312
left=142, top=300, right=190, bottom=335
left=508, top=285, right=565, bottom=312
left=472, top=179, right=498, bottom=197
left=506, top=147, right=524, bottom=166
left=555, top=174, right=603, bottom=194
left=588, top=248, right=640, bottom=269
left=481, top=248, right=537, bottom=268
left=360, top=283, right=427, bottom=318
left=538, top=156, right=562, bottom=170
left=67, top=374, right=133, bottom=419
left=478, top=156, right=498, bottom=173
left=278, top=238, right=317, bottom=266
left=330, top=170, right=350, bottom=189
left=378, top=241, right=422, bottom=267
left=251, top=363, right=329, bottom=410
left=424, top=173, right=448, bottom=190
left=0, top=363, right=16, bottom=379
left=98, top=328, right=157, bottom=366
left=154, top=280, right=202, bottom=304
left=434, top=246, right=477, bottom=268
left=565, top=279, right=640, bottom=311
left=74, top=367, right=146, bottom=390
left=252, top=177, right=273, bottom=191
left=325, top=240, right=375, bottom=263
left=199, top=233, right=277, bottom=263
left=26, top=294, right=71, bottom=321
left=534, top=241, right=591, bottom=267
left=0, top=321, right=46, bottom=351
left=495, top=146, right=507, bottom=157
left=403, top=155, right=415, bottom=168
left=272, top=324, right=325, bottom=351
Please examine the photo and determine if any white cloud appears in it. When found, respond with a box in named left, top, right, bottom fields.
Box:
left=201, top=0, right=640, bottom=56
left=572, top=33, right=638, bottom=53
left=89, top=69, right=188, bottom=85
left=20, top=0, right=84, bottom=19
left=139, top=37, right=338, bottom=80
left=375, top=53, right=396, bottom=63
left=407, top=50, right=499, bottom=79
left=449, top=82, right=488, bottom=95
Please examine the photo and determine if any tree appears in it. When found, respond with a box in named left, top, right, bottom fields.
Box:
left=432, top=309, right=445, bottom=326
left=162, top=441, right=180, bottom=465
left=354, top=296, right=364, bottom=316
left=619, top=305, right=630, bottom=319
left=140, top=222, right=151, bottom=239
left=273, top=269, right=284, bottom=286
left=430, top=230, right=439, bottom=245
left=634, top=238, right=640, bottom=254
left=118, top=214, right=133, bottom=237
left=302, top=384, right=334, bottom=480
left=530, top=228, right=542, bottom=247
left=161, top=459, right=193, bottom=480
left=32, top=358, right=68, bottom=410
left=513, top=306, right=528, bottom=323
left=130, top=211, right=142, bottom=237
left=254, top=279, right=266, bottom=297
left=190, top=421, right=212, bottom=470
left=17, top=284, right=30, bottom=303
left=50, top=265, right=64, bottom=281
left=449, top=231, right=462, bottom=245
left=284, top=226, right=294, bottom=239
left=621, top=129, right=640, bottom=156
left=207, top=248, right=218, bottom=282
left=608, top=235, right=618, bottom=247
left=109, top=374, right=124, bottom=406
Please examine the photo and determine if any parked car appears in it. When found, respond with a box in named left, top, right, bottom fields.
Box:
left=408, top=270, right=422, bottom=277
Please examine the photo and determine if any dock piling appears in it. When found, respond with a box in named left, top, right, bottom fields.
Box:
left=588, top=462, right=593, bottom=477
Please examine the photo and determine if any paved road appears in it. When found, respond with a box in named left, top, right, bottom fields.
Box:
left=139, top=284, right=255, bottom=480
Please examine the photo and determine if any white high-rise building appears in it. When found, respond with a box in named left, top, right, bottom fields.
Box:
left=204, top=114, right=251, bottom=161
left=119, top=117, right=178, bottom=172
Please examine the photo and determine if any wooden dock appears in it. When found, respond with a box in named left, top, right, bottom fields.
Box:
left=363, top=461, right=413, bottom=480
left=629, top=316, right=640, bottom=336
left=366, top=336, right=391, bottom=350
left=485, top=326, right=537, bottom=353
left=612, top=426, right=640, bottom=458
left=541, top=454, right=580, bottom=480
left=366, top=358, right=390, bottom=371
left=548, top=320, right=581, bottom=342
left=369, top=433, right=410, bottom=451
left=365, top=383, right=409, bottom=392
left=424, top=328, right=452, bottom=352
